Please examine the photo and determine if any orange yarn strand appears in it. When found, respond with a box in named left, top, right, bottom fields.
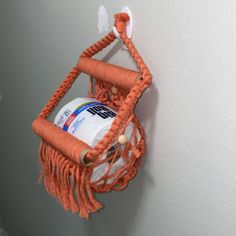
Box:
left=32, top=13, right=152, bottom=219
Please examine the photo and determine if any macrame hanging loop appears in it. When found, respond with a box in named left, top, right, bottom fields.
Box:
left=32, top=13, right=152, bottom=219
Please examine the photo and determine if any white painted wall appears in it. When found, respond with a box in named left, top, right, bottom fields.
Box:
left=1, top=0, right=236, bottom=236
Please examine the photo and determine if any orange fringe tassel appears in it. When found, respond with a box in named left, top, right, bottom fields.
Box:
left=38, top=140, right=103, bottom=219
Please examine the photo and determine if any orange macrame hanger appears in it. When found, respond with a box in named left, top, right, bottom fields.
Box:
left=32, top=12, right=152, bottom=219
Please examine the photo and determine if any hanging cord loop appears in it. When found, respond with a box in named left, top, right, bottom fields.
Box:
left=114, top=13, right=130, bottom=36
left=32, top=13, right=152, bottom=219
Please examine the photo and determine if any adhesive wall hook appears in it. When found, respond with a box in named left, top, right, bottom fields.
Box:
left=112, top=7, right=133, bottom=40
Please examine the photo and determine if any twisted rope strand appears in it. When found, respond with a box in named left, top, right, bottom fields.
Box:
left=33, top=13, right=152, bottom=218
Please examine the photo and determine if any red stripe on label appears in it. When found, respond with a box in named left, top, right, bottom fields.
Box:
left=64, top=113, right=76, bottom=128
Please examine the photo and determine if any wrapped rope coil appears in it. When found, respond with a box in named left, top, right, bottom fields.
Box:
left=32, top=13, right=152, bottom=219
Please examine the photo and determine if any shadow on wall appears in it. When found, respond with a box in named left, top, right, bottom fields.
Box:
left=0, top=215, right=8, bottom=236
left=81, top=42, right=159, bottom=236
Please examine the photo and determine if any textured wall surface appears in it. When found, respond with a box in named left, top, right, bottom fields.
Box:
left=1, top=0, right=236, bottom=236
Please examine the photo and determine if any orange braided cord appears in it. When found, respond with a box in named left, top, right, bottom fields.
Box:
left=32, top=13, right=152, bottom=218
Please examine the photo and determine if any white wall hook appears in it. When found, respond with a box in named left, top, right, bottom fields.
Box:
left=112, top=7, right=133, bottom=40
left=98, top=5, right=109, bottom=34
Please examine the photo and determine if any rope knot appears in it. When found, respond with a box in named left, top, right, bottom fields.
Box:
left=114, top=13, right=130, bottom=34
